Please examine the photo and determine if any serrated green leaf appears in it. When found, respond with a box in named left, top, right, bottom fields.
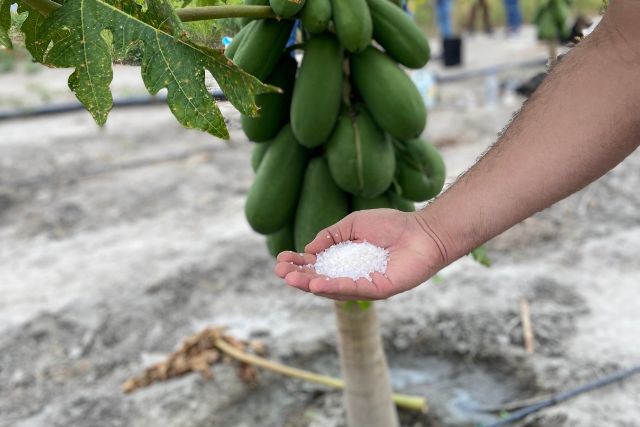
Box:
left=17, top=4, right=48, bottom=61
left=0, top=0, right=12, bottom=49
left=36, top=0, right=274, bottom=137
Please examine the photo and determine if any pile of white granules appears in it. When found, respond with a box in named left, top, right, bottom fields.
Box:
left=313, top=241, right=389, bottom=280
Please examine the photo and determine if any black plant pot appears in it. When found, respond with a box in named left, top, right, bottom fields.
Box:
left=442, top=37, right=462, bottom=67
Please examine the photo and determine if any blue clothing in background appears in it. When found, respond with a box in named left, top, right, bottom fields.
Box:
left=286, top=20, right=300, bottom=57
left=436, top=0, right=454, bottom=38
left=503, top=0, right=522, bottom=31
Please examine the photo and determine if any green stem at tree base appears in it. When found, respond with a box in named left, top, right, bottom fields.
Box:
left=19, top=0, right=277, bottom=22
left=214, top=338, right=427, bottom=413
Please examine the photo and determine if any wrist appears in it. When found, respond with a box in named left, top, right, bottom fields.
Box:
left=410, top=209, right=454, bottom=269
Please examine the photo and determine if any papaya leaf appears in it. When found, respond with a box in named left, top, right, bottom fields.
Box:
left=0, top=0, right=11, bottom=49
left=35, top=0, right=275, bottom=137
left=17, top=3, right=48, bottom=62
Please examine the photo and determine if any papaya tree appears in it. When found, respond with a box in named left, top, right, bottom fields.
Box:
left=237, top=0, right=442, bottom=425
left=1, top=0, right=441, bottom=425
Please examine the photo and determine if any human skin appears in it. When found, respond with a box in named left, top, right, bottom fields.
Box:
left=275, top=0, right=640, bottom=300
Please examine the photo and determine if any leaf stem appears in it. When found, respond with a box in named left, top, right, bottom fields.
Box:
left=214, top=338, right=428, bottom=413
left=19, top=0, right=278, bottom=22
left=178, top=5, right=276, bottom=22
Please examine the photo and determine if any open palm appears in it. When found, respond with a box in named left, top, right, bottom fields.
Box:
left=275, top=209, right=446, bottom=300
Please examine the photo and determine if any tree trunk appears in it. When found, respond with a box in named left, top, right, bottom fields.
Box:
left=334, top=302, right=400, bottom=427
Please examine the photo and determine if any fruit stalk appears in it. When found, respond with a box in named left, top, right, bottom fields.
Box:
left=178, top=5, right=277, bottom=21
left=21, top=0, right=278, bottom=22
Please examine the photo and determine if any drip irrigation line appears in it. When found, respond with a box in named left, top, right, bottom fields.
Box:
left=483, top=364, right=640, bottom=427
left=0, top=57, right=549, bottom=123
left=434, top=57, right=548, bottom=84
left=0, top=89, right=226, bottom=122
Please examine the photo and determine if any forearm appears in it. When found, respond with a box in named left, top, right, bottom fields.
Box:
left=420, top=1, right=640, bottom=265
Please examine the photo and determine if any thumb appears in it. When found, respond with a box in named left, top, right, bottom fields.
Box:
left=304, top=213, right=356, bottom=254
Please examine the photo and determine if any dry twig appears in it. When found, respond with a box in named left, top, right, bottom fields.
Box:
left=122, top=326, right=427, bottom=413
left=520, top=299, right=535, bottom=354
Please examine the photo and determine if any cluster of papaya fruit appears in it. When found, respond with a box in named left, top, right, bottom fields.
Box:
left=226, top=0, right=446, bottom=256
left=535, top=0, right=572, bottom=41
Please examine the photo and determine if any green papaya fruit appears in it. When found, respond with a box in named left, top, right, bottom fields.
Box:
left=270, top=0, right=306, bottom=17
left=294, top=157, right=349, bottom=252
left=395, top=138, right=445, bottom=202
left=330, top=0, right=372, bottom=53
left=300, top=0, right=332, bottom=34
left=351, top=190, right=415, bottom=212
left=351, top=193, right=394, bottom=211
left=225, top=21, right=255, bottom=60
left=241, top=0, right=270, bottom=26
left=388, top=190, right=415, bottom=212
left=233, top=19, right=295, bottom=80
left=245, top=125, right=308, bottom=234
left=241, top=55, right=297, bottom=142
left=351, top=46, right=427, bottom=140
left=326, top=104, right=395, bottom=198
left=290, top=34, right=343, bottom=147
left=267, top=224, right=296, bottom=257
left=251, top=140, right=271, bottom=172
left=366, top=0, right=430, bottom=69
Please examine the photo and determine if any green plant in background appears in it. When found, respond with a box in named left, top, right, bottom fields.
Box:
left=411, top=0, right=601, bottom=35
left=534, top=0, right=571, bottom=63
left=535, top=0, right=572, bottom=40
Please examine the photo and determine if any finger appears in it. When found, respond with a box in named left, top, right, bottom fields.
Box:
left=275, top=261, right=315, bottom=279
left=284, top=270, right=317, bottom=292
left=308, top=276, right=386, bottom=300
left=276, top=251, right=317, bottom=266
left=304, top=214, right=355, bottom=254
left=370, top=272, right=396, bottom=298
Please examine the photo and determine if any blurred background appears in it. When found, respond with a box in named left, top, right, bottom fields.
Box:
left=2, top=1, right=639, bottom=426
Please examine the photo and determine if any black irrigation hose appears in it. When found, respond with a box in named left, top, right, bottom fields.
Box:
left=0, top=89, right=227, bottom=122
left=483, top=364, right=640, bottom=427
left=0, top=58, right=549, bottom=123
left=434, top=57, right=548, bottom=84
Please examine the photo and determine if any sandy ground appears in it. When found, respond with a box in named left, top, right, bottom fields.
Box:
left=1, top=25, right=639, bottom=427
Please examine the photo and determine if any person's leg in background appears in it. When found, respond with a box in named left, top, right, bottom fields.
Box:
left=479, top=0, right=493, bottom=33
left=467, top=0, right=478, bottom=33
left=504, top=0, right=523, bottom=33
left=436, top=0, right=454, bottom=38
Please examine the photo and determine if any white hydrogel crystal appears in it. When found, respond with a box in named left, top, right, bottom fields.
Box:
left=313, top=241, right=389, bottom=281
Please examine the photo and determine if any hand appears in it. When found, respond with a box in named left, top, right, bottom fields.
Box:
left=275, top=209, right=447, bottom=300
